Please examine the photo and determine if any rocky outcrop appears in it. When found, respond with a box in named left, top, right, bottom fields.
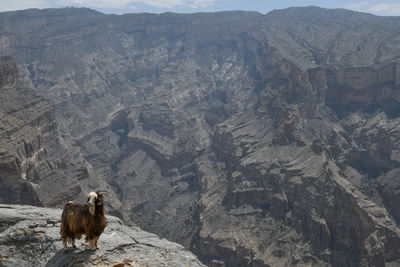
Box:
left=326, top=63, right=400, bottom=118
left=0, top=56, right=18, bottom=87
left=0, top=204, right=205, bottom=267
left=1, top=6, right=400, bottom=266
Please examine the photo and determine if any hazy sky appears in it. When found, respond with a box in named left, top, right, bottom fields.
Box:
left=1, top=0, right=400, bottom=16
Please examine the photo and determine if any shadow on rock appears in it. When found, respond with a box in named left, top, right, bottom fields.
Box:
left=45, top=248, right=96, bottom=267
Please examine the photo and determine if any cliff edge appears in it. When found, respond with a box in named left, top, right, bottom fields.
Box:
left=0, top=204, right=205, bottom=267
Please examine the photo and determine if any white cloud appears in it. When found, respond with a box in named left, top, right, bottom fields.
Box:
left=342, top=1, right=400, bottom=16
left=0, top=0, right=52, bottom=12
left=344, top=1, right=369, bottom=10
left=366, top=3, right=400, bottom=15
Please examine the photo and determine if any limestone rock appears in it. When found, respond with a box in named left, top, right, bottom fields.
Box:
left=0, top=56, right=120, bottom=210
left=0, top=204, right=206, bottom=267
left=1, top=6, right=400, bottom=266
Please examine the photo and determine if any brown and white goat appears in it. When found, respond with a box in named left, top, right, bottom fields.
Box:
left=60, top=192, right=107, bottom=250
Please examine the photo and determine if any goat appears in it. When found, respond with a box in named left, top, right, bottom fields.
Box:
left=60, top=192, right=107, bottom=250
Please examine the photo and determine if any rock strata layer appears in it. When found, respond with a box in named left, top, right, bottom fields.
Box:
left=0, top=55, right=120, bottom=210
left=1, top=6, right=400, bottom=266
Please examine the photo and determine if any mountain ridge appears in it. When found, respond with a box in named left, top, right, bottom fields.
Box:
left=1, top=6, right=400, bottom=266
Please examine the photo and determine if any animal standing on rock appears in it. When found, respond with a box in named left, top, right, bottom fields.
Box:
left=60, top=192, right=107, bottom=250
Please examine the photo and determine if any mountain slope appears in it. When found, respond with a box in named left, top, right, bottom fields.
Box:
left=0, top=55, right=120, bottom=210
left=1, top=6, right=400, bottom=266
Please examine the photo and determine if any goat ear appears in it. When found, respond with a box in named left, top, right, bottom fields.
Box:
left=96, top=194, right=104, bottom=205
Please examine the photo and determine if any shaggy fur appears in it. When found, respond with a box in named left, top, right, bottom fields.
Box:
left=60, top=192, right=106, bottom=250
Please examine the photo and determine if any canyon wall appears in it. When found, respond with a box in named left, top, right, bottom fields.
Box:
left=1, top=6, right=400, bottom=266
left=0, top=55, right=119, bottom=210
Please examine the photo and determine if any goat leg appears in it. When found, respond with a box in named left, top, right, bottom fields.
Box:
left=94, top=237, right=99, bottom=249
left=88, top=239, right=96, bottom=250
left=63, top=239, right=68, bottom=250
left=71, top=239, right=77, bottom=249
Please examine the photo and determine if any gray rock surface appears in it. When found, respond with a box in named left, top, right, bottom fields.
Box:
left=1, top=6, right=400, bottom=266
left=0, top=55, right=120, bottom=211
left=0, top=204, right=206, bottom=267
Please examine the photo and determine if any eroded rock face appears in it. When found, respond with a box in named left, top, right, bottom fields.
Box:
left=0, top=204, right=205, bottom=267
left=1, top=6, right=400, bottom=266
left=0, top=55, right=54, bottom=205
left=0, top=56, right=119, bottom=210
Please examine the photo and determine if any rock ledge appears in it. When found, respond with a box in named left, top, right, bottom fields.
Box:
left=0, top=204, right=205, bottom=267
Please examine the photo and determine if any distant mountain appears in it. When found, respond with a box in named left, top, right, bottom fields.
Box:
left=1, top=6, right=400, bottom=266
